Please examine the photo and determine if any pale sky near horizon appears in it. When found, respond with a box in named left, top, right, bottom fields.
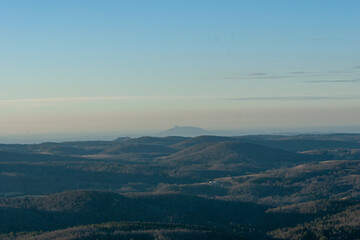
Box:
left=1, top=0, right=360, bottom=137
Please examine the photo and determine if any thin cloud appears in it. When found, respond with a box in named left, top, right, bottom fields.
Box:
left=304, top=79, right=360, bottom=83
left=288, top=71, right=315, bottom=75
left=223, top=74, right=287, bottom=80
left=224, top=70, right=353, bottom=81
left=224, top=74, right=321, bottom=80
left=0, top=96, right=198, bottom=105
left=225, top=95, right=360, bottom=101
left=354, top=65, right=360, bottom=69
left=246, top=72, right=267, bottom=76
left=326, top=71, right=350, bottom=74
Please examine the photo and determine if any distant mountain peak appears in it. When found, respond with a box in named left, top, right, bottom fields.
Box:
left=157, top=126, right=209, bottom=137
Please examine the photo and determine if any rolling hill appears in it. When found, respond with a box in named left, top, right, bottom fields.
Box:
left=1, top=134, right=360, bottom=239
left=160, top=141, right=310, bottom=168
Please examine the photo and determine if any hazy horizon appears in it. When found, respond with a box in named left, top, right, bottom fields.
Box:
left=1, top=1, right=359, bottom=137
left=2, top=125, right=360, bottom=144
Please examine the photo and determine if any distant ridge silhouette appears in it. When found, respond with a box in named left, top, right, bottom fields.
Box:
left=157, top=125, right=209, bottom=137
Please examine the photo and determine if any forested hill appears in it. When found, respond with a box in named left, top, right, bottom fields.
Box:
left=1, top=134, right=360, bottom=239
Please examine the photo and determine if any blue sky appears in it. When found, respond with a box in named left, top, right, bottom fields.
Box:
left=1, top=0, right=360, bottom=138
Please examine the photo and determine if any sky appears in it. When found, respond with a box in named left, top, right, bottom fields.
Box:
left=1, top=0, right=360, bottom=140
